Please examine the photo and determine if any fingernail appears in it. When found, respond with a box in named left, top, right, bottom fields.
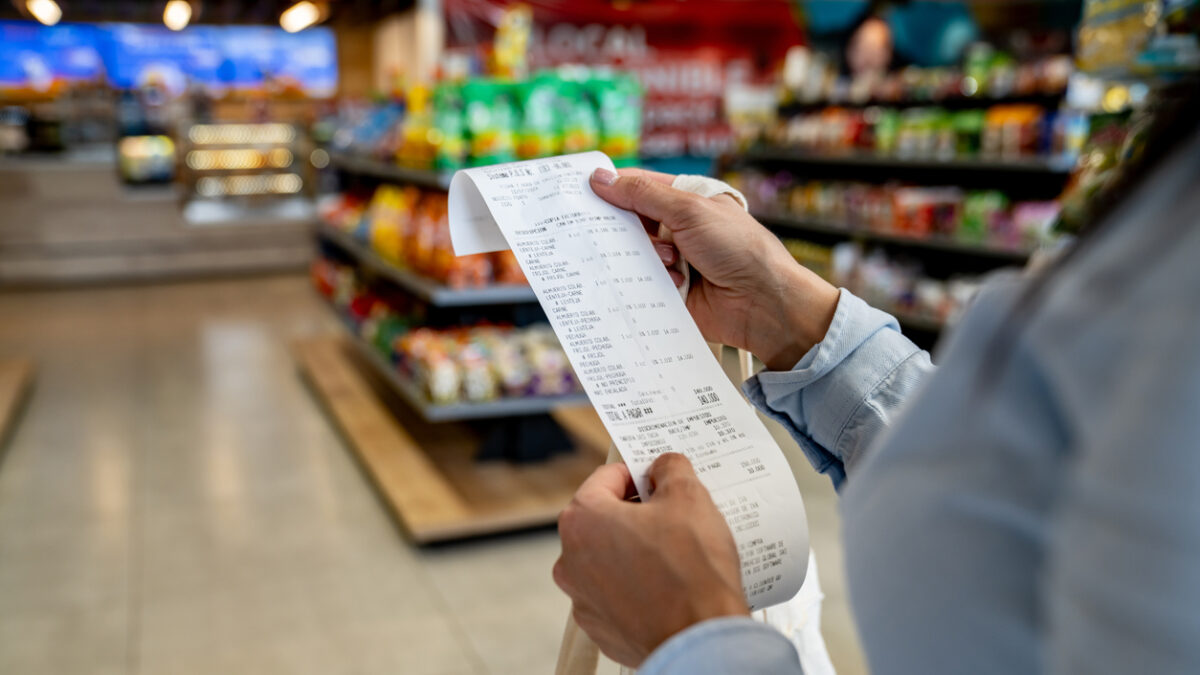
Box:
left=655, top=243, right=676, bottom=264
left=591, top=168, right=617, bottom=186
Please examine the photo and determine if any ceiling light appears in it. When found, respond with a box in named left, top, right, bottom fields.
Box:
left=280, top=1, right=321, bottom=33
left=26, top=0, right=62, bottom=26
left=163, top=0, right=192, bottom=31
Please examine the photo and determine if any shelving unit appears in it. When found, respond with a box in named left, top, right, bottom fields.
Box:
left=779, top=91, right=1066, bottom=114
left=301, top=154, right=611, bottom=543
left=316, top=224, right=538, bottom=306
left=727, top=141, right=1072, bottom=346
left=334, top=309, right=590, bottom=422
left=328, top=152, right=452, bottom=190
left=294, top=337, right=608, bottom=543
left=755, top=212, right=1034, bottom=263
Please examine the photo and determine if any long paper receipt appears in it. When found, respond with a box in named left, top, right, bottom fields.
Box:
left=448, top=151, right=807, bottom=610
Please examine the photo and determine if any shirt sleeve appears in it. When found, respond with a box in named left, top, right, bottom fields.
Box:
left=742, top=289, right=934, bottom=490
left=638, top=617, right=803, bottom=674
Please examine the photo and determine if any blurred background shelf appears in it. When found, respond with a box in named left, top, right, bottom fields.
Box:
left=738, top=148, right=1077, bottom=175
left=329, top=152, right=452, bottom=190
left=779, top=91, right=1067, bottom=113
left=316, top=224, right=538, bottom=306
left=294, top=336, right=607, bottom=544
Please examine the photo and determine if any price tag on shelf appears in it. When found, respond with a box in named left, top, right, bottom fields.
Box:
left=448, top=151, right=808, bottom=610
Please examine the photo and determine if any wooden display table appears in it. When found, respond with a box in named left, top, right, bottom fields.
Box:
left=294, top=337, right=608, bottom=543
left=0, top=358, right=34, bottom=448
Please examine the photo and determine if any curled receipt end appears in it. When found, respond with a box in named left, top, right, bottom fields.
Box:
left=448, top=165, right=515, bottom=256
left=447, top=151, right=808, bottom=611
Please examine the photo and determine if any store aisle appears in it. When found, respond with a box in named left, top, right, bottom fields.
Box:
left=0, top=275, right=864, bottom=675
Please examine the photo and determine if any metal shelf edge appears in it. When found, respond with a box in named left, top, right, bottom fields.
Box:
left=316, top=225, right=538, bottom=306
left=329, top=153, right=452, bottom=190
left=757, top=213, right=1034, bottom=261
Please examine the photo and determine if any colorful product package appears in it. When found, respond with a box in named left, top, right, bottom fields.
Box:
left=514, top=74, right=562, bottom=159
left=432, top=83, right=467, bottom=171
left=558, top=79, right=601, bottom=155
left=589, top=74, right=643, bottom=166
left=462, top=79, right=517, bottom=166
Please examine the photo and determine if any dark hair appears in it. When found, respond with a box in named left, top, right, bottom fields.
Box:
left=975, top=79, right=1200, bottom=393
left=838, top=1, right=905, bottom=74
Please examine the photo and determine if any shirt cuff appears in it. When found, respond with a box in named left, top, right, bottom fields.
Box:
left=638, top=616, right=801, bottom=675
left=743, top=289, right=922, bottom=488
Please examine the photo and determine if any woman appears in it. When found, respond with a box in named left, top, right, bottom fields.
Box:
left=552, top=89, right=1200, bottom=674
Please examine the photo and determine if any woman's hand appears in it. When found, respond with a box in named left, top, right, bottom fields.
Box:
left=590, top=168, right=840, bottom=371
left=553, top=453, right=749, bottom=667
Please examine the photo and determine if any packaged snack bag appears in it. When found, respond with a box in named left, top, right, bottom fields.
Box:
left=432, top=83, right=467, bottom=171
left=558, top=78, right=600, bottom=154
left=491, top=249, right=528, bottom=285
left=515, top=74, right=562, bottom=159
left=462, top=79, right=517, bottom=165
left=407, top=193, right=443, bottom=275
left=589, top=73, right=642, bottom=166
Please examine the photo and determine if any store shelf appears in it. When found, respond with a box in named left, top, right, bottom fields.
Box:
left=316, top=224, right=538, bottom=306
left=739, top=148, right=1077, bottom=175
left=329, top=152, right=452, bottom=190
left=756, top=212, right=1033, bottom=262
left=326, top=302, right=589, bottom=422
left=293, top=337, right=608, bottom=543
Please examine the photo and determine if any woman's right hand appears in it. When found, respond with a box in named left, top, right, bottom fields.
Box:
left=589, top=168, right=840, bottom=371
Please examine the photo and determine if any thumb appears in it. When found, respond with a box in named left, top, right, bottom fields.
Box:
left=646, top=452, right=700, bottom=497
left=574, top=462, right=637, bottom=505
left=590, top=169, right=700, bottom=227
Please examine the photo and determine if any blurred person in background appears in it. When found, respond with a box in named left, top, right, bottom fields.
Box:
left=803, top=0, right=980, bottom=73
left=554, top=86, right=1200, bottom=673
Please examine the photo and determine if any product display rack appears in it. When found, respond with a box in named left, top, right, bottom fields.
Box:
left=726, top=141, right=1073, bottom=343
left=333, top=307, right=590, bottom=422
left=294, top=336, right=608, bottom=543
left=180, top=123, right=309, bottom=200
left=317, top=224, right=538, bottom=305
left=300, top=155, right=612, bottom=543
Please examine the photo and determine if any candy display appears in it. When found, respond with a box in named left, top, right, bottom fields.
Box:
left=318, top=185, right=527, bottom=289
left=728, top=170, right=1060, bottom=251
left=782, top=239, right=987, bottom=328
left=331, top=69, right=643, bottom=171
left=311, top=257, right=580, bottom=405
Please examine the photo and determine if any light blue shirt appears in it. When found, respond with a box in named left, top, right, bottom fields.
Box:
left=640, top=130, right=1200, bottom=674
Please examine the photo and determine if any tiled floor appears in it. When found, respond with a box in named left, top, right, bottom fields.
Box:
left=0, top=275, right=866, bottom=675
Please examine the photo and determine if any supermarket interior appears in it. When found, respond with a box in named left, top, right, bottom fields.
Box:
left=0, top=0, right=1197, bottom=673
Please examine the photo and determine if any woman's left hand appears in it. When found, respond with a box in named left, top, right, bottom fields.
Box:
left=553, top=453, right=750, bottom=667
